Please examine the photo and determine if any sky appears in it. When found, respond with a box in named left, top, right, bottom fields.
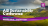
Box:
left=0, top=0, right=48, bottom=9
